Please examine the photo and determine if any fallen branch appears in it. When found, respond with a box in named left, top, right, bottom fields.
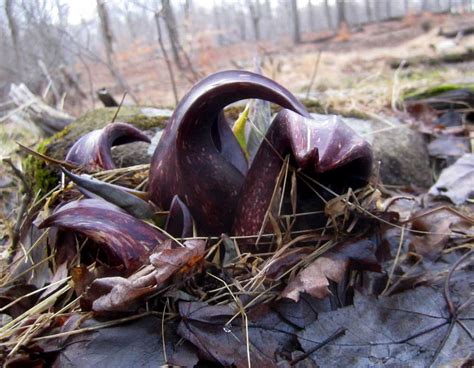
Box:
left=439, top=25, right=474, bottom=39
left=8, top=84, right=74, bottom=136
left=389, top=48, right=474, bottom=69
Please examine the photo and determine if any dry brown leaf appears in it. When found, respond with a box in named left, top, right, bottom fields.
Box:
left=83, top=240, right=206, bottom=312
left=281, top=239, right=380, bottom=302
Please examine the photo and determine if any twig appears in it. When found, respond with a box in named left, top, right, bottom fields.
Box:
left=111, top=92, right=127, bottom=123
left=290, top=327, right=345, bottom=365
left=2, top=158, right=33, bottom=263
left=16, top=141, right=78, bottom=170
left=161, top=302, right=168, bottom=364
left=381, top=225, right=406, bottom=296
left=2, top=157, right=31, bottom=197
left=305, top=50, right=322, bottom=100
left=443, top=249, right=473, bottom=317
left=430, top=249, right=473, bottom=366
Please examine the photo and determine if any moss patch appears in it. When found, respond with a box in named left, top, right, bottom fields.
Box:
left=403, top=83, right=474, bottom=101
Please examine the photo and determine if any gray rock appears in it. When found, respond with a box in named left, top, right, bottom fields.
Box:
left=311, top=114, right=432, bottom=188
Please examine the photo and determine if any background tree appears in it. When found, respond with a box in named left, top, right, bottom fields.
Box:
left=307, top=0, right=315, bottom=32
left=337, top=0, right=347, bottom=29
left=291, top=0, right=301, bottom=43
left=5, top=0, right=22, bottom=76
left=96, top=0, right=137, bottom=102
left=365, top=0, right=372, bottom=22
left=247, top=0, right=261, bottom=41
left=324, top=0, right=334, bottom=31
left=161, top=0, right=184, bottom=69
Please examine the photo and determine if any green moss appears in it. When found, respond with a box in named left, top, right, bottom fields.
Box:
left=300, top=98, right=370, bottom=119
left=24, top=106, right=169, bottom=195
left=23, top=139, right=58, bottom=195
left=404, top=83, right=474, bottom=101
left=299, top=99, right=324, bottom=113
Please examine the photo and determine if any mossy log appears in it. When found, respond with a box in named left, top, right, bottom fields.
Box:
left=389, top=48, right=474, bottom=69
left=403, top=84, right=474, bottom=110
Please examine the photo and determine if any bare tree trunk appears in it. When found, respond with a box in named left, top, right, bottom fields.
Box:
left=237, top=8, right=247, bottom=41
left=5, top=0, right=22, bottom=75
left=365, top=0, right=372, bottom=22
left=184, top=0, right=192, bottom=19
left=154, top=12, right=178, bottom=105
left=324, top=0, right=334, bottom=30
left=308, top=0, right=315, bottom=32
left=124, top=2, right=137, bottom=41
left=291, top=0, right=301, bottom=43
left=97, top=0, right=114, bottom=58
left=421, top=0, right=428, bottom=12
left=374, top=0, right=381, bottom=20
left=265, top=0, right=272, bottom=19
left=55, top=0, right=68, bottom=28
left=337, top=0, right=346, bottom=29
left=247, top=0, right=261, bottom=41
left=385, top=0, right=391, bottom=18
left=161, top=0, right=185, bottom=69
left=404, top=0, right=410, bottom=14
left=96, top=0, right=138, bottom=103
left=213, top=1, right=224, bottom=46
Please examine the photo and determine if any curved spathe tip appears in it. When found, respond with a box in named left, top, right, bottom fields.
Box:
left=66, top=122, right=150, bottom=170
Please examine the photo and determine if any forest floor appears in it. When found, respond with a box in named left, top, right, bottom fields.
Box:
left=63, top=11, right=474, bottom=113
left=0, top=11, right=473, bottom=367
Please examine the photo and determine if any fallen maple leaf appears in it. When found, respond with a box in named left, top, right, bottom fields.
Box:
left=177, top=301, right=297, bottom=367
left=54, top=316, right=198, bottom=367
left=298, top=284, right=473, bottom=367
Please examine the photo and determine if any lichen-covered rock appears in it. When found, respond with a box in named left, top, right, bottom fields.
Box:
left=24, top=106, right=171, bottom=194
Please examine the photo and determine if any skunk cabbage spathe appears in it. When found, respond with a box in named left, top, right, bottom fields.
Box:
left=148, top=70, right=311, bottom=235
left=66, top=122, right=150, bottom=170
left=41, top=70, right=373, bottom=268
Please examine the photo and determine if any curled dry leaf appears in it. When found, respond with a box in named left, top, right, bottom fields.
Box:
left=429, top=153, right=474, bottom=205
left=281, top=239, right=380, bottom=302
left=65, top=122, right=150, bottom=170
left=39, top=198, right=166, bottom=271
left=85, top=239, right=205, bottom=312
left=409, top=207, right=473, bottom=259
